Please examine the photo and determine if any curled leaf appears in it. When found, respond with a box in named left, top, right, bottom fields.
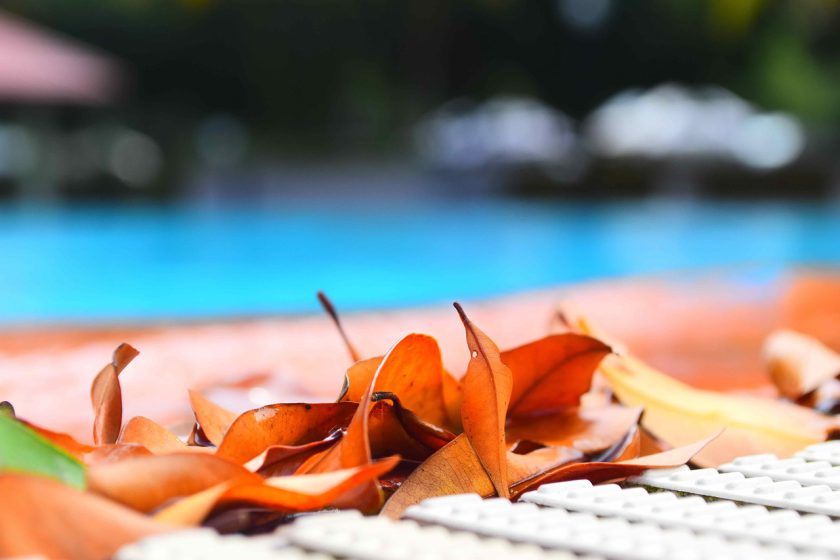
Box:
left=120, top=416, right=188, bottom=454
left=88, top=453, right=258, bottom=512
left=188, top=390, right=238, bottom=447
left=509, top=431, right=720, bottom=498
left=217, top=402, right=356, bottom=463
left=90, top=343, right=139, bottom=445
left=246, top=431, right=343, bottom=477
left=455, top=303, right=513, bottom=498
left=85, top=444, right=154, bottom=466
left=380, top=434, right=580, bottom=519
left=371, top=392, right=455, bottom=456
left=0, top=473, right=169, bottom=560
left=764, top=329, right=840, bottom=400
left=341, top=334, right=461, bottom=430
left=506, top=405, right=643, bottom=456
left=502, top=334, right=612, bottom=418
left=600, top=353, right=840, bottom=465
left=155, top=457, right=399, bottom=526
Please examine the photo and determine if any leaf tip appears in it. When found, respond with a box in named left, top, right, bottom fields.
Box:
left=0, top=400, right=14, bottom=417
left=318, top=290, right=361, bottom=363
left=453, top=301, right=469, bottom=325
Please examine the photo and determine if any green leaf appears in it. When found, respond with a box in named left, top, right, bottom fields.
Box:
left=0, top=414, right=86, bottom=489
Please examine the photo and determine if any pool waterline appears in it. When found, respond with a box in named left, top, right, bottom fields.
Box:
left=1, top=198, right=839, bottom=325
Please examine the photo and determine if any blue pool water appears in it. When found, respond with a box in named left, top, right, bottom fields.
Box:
left=1, top=198, right=839, bottom=325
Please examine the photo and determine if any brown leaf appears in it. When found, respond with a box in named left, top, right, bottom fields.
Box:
left=0, top=473, right=169, bottom=560
left=88, top=452, right=259, bottom=512
left=764, top=329, right=840, bottom=400
left=506, top=405, right=642, bottom=455
left=370, top=392, right=455, bottom=459
left=508, top=431, right=720, bottom=499
left=155, top=457, right=399, bottom=526
left=340, top=334, right=461, bottom=430
left=339, top=357, right=382, bottom=401
left=188, top=390, right=238, bottom=447
left=120, top=416, right=189, bottom=454
left=90, top=343, right=139, bottom=445
left=216, top=402, right=356, bottom=463
left=84, top=443, right=154, bottom=465
left=502, top=334, right=612, bottom=418
left=455, top=303, right=513, bottom=498
left=224, top=456, right=399, bottom=510
left=298, top=373, right=381, bottom=512
left=380, top=434, right=580, bottom=519
left=300, top=338, right=438, bottom=511
left=318, top=290, right=362, bottom=363
left=600, top=352, right=840, bottom=465
left=246, top=431, right=343, bottom=477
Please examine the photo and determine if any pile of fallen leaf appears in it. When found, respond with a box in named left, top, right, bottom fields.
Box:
left=2, top=296, right=840, bottom=560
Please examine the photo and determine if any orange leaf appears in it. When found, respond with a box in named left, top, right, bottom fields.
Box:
left=301, top=339, right=430, bottom=511
left=339, top=357, right=382, bottom=402
left=340, top=334, right=461, bottom=431
left=223, top=456, right=399, bottom=510
left=764, top=329, right=840, bottom=400
left=155, top=457, right=399, bottom=526
left=506, top=405, right=642, bottom=455
left=188, top=390, right=238, bottom=447
left=246, top=432, right=343, bottom=477
left=455, top=303, right=513, bottom=498
left=87, top=452, right=259, bottom=512
left=85, top=443, right=154, bottom=465
left=380, top=434, right=580, bottom=518
left=216, top=402, right=356, bottom=463
left=90, top=343, right=139, bottom=445
left=368, top=396, right=455, bottom=461
left=120, top=416, right=188, bottom=454
left=502, top=334, right=612, bottom=418
left=0, top=473, right=169, bottom=560
left=509, top=431, right=720, bottom=498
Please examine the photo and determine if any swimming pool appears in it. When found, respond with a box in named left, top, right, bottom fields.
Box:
left=1, top=198, right=839, bottom=325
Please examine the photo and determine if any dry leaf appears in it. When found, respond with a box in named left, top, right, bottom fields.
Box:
left=340, top=334, right=461, bottom=430
left=216, top=402, right=356, bottom=463
left=600, top=353, right=840, bottom=465
left=380, top=434, right=580, bottom=518
left=455, top=303, right=513, bottom=499
left=0, top=473, right=169, bottom=560
left=120, top=416, right=189, bottom=454
left=88, top=453, right=258, bottom=512
left=764, top=329, right=840, bottom=400
left=509, top=431, right=720, bottom=498
left=90, top=343, right=139, bottom=445
left=156, top=457, right=399, bottom=526
left=502, top=334, right=612, bottom=418
left=318, top=290, right=362, bottom=363
left=506, top=405, right=643, bottom=455
left=246, top=432, right=343, bottom=477
left=188, top=390, right=238, bottom=447
left=298, top=342, right=389, bottom=511
left=85, top=443, right=154, bottom=465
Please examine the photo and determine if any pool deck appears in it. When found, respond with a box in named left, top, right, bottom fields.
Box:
left=2, top=271, right=838, bottom=441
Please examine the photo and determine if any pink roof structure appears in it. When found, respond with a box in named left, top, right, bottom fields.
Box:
left=0, top=11, right=122, bottom=104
